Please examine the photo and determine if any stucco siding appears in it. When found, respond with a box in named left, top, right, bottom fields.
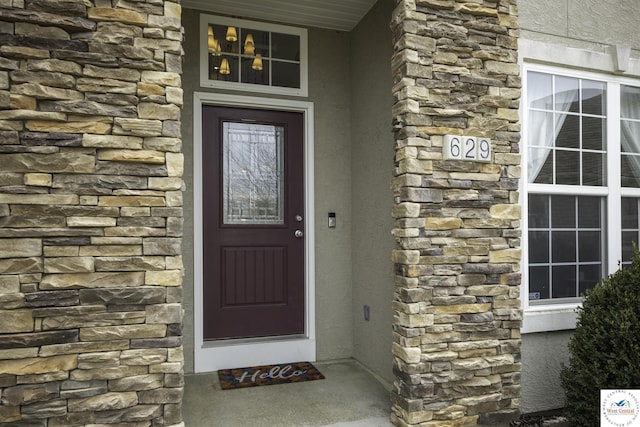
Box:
left=309, top=27, right=355, bottom=362
left=179, top=8, right=198, bottom=374
left=519, top=0, right=640, bottom=51
left=521, top=331, right=572, bottom=414
left=351, top=0, right=395, bottom=386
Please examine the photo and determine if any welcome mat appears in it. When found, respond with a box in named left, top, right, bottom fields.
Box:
left=217, top=361, right=325, bottom=390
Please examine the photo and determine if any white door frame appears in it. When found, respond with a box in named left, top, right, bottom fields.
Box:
left=193, top=92, right=316, bottom=372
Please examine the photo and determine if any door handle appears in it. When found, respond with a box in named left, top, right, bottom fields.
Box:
left=294, top=230, right=304, bottom=238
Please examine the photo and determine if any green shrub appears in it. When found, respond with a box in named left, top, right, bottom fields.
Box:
left=560, top=250, right=640, bottom=427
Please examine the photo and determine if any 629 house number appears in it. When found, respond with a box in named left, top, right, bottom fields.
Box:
left=443, top=135, right=492, bottom=163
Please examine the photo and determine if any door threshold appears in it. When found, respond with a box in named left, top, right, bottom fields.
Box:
left=202, top=333, right=307, bottom=348
left=195, top=335, right=316, bottom=372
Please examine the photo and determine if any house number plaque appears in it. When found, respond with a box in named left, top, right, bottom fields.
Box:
left=443, top=135, right=492, bottom=162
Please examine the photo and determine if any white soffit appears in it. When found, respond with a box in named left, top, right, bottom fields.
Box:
left=180, top=0, right=379, bottom=32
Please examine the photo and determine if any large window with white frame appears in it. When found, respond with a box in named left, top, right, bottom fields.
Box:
left=199, top=14, right=308, bottom=97
left=524, top=65, right=640, bottom=308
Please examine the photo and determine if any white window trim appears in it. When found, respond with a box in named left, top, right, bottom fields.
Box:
left=193, top=92, right=315, bottom=372
left=519, top=39, right=640, bottom=79
left=520, top=55, right=640, bottom=333
left=199, top=14, right=309, bottom=97
left=522, top=303, right=580, bottom=334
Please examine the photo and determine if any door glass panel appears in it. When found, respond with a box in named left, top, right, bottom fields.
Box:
left=223, top=122, right=284, bottom=224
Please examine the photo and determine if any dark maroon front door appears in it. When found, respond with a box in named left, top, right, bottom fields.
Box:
left=202, top=106, right=305, bottom=340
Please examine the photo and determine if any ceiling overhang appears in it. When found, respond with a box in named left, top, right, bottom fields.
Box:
left=180, top=0, right=379, bottom=32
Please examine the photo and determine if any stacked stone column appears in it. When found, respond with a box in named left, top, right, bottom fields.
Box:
left=390, top=1, right=521, bottom=426
left=0, top=1, right=184, bottom=425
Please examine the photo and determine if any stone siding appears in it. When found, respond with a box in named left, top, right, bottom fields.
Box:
left=0, top=1, right=184, bottom=426
left=390, top=1, right=521, bottom=426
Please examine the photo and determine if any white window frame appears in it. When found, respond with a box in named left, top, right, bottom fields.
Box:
left=199, top=14, right=308, bottom=97
left=521, top=60, right=640, bottom=333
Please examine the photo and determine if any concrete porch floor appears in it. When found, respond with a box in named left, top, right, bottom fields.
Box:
left=183, top=359, right=394, bottom=426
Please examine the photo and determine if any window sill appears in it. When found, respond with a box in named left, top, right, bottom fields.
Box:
left=522, top=303, right=579, bottom=334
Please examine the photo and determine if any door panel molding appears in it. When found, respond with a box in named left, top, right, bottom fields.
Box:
left=220, top=246, right=287, bottom=306
left=193, top=92, right=315, bottom=372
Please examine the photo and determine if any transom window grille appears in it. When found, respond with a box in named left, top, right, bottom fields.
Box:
left=200, top=15, right=308, bottom=97
left=524, top=66, right=640, bottom=304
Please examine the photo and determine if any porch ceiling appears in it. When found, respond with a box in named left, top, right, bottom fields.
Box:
left=180, top=0, right=379, bottom=31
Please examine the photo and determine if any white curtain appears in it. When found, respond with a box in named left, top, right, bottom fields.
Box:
left=528, top=88, right=579, bottom=183
left=620, top=89, right=640, bottom=183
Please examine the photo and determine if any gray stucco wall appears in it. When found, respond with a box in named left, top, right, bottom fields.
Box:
left=180, top=7, right=199, bottom=373
left=180, top=8, right=197, bottom=374
left=308, top=27, right=355, bottom=362
left=180, top=8, right=355, bottom=372
left=350, top=0, right=395, bottom=385
left=519, top=0, right=640, bottom=51
left=521, top=331, right=572, bottom=413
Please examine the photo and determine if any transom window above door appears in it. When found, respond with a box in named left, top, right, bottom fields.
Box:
left=199, top=14, right=308, bottom=97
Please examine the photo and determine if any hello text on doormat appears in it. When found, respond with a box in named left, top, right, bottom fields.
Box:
left=217, top=361, right=325, bottom=389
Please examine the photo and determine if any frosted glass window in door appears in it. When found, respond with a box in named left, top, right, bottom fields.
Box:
left=223, top=122, right=284, bottom=224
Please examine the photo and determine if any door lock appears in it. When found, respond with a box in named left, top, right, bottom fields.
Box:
left=294, top=230, right=304, bottom=238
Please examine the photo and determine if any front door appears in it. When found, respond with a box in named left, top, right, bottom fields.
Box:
left=202, top=106, right=305, bottom=341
